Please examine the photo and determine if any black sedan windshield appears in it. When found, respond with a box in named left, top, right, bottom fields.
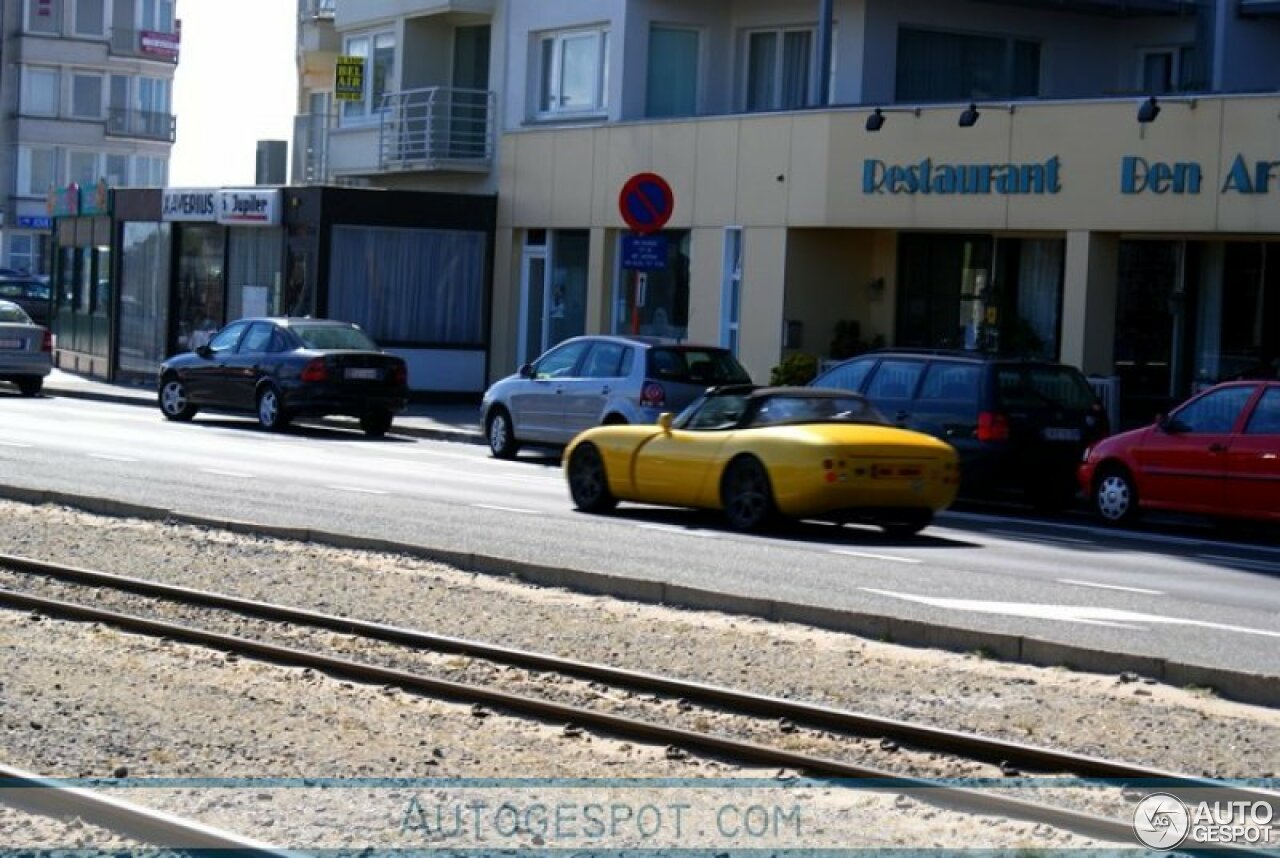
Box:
left=292, top=324, right=379, bottom=351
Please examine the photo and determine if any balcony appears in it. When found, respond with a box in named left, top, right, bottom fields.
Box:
left=109, top=27, right=180, bottom=63
left=377, top=87, right=496, bottom=173
left=301, top=0, right=335, bottom=19
left=107, top=108, right=177, bottom=142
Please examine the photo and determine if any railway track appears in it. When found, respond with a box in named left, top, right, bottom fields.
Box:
left=0, top=762, right=291, bottom=855
left=1, top=551, right=1275, bottom=851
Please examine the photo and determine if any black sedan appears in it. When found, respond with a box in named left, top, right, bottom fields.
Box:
left=158, top=318, right=409, bottom=437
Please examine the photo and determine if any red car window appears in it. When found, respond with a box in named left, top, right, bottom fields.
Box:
left=1244, top=388, right=1280, bottom=435
left=1170, top=385, right=1256, bottom=433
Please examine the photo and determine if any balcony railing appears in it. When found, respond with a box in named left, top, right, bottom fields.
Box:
left=109, top=27, right=180, bottom=63
left=378, top=87, right=495, bottom=173
left=107, top=108, right=177, bottom=142
left=301, top=0, right=336, bottom=19
left=293, top=112, right=335, bottom=184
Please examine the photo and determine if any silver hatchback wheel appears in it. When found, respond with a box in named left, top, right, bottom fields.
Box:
left=1095, top=472, right=1136, bottom=524
left=486, top=408, right=519, bottom=459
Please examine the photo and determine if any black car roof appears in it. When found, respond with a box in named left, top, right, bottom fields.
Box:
left=235, top=317, right=359, bottom=328
left=830, top=348, right=1080, bottom=368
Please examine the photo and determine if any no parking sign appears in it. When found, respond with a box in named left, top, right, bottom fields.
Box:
left=618, top=173, right=674, bottom=235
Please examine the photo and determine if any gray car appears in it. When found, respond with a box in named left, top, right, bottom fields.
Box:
left=481, top=335, right=752, bottom=458
left=0, top=300, right=52, bottom=396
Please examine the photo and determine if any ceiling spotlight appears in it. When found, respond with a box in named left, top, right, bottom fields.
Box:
left=1137, top=95, right=1161, bottom=123
left=865, top=108, right=885, bottom=132
left=958, top=103, right=980, bottom=128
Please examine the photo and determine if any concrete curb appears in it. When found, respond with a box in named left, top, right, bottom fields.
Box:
left=2, top=484, right=1277, bottom=709
left=41, top=385, right=487, bottom=446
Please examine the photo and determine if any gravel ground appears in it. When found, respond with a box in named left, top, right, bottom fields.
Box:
left=0, top=499, right=1277, bottom=850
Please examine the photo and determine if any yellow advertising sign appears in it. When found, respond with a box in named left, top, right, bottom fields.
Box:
left=335, top=55, right=365, bottom=101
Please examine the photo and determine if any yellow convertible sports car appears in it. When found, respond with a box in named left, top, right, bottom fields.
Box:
left=563, top=386, right=960, bottom=535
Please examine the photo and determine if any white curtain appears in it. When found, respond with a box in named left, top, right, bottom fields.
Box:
left=1016, top=239, right=1064, bottom=359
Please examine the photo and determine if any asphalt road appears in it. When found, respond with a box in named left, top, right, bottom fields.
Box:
left=1, top=391, right=1277, bottom=681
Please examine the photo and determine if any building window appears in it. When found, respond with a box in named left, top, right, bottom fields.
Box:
left=613, top=230, right=690, bottom=341
left=647, top=26, right=698, bottom=118
left=745, top=28, right=813, bottom=112
left=721, top=227, right=742, bottom=355
left=105, top=154, right=129, bottom=185
left=140, top=0, right=175, bottom=32
left=19, top=147, right=57, bottom=197
left=1141, top=47, right=1197, bottom=94
left=341, top=31, right=395, bottom=123
left=9, top=236, right=35, bottom=274
left=69, top=151, right=99, bottom=186
left=72, top=72, right=103, bottom=118
left=538, top=27, right=608, bottom=116
left=27, top=0, right=61, bottom=34
left=23, top=67, right=59, bottom=115
left=134, top=155, right=166, bottom=187
left=895, top=28, right=1040, bottom=102
left=74, top=0, right=105, bottom=36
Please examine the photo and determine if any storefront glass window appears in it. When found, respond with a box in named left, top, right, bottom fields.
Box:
left=327, top=225, right=486, bottom=345
left=118, top=221, right=171, bottom=378
left=176, top=225, right=226, bottom=351
left=227, top=227, right=283, bottom=321
left=613, top=230, right=690, bottom=341
left=1114, top=241, right=1179, bottom=423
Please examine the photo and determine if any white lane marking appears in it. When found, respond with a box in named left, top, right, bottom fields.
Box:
left=200, top=468, right=255, bottom=479
left=1057, top=579, right=1166, bottom=596
left=1196, top=553, right=1279, bottom=572
left=326, top=485, right=389, bottom=496
left=471, top=503, right=539, bottom=515
left=88, top=453, right=139, bottom=463
left=862, top=588, right=1280, bottom=639
left=0, top=441, right=33, bottom=448
left=989, top=528, right=1093, bottom=546
left=634, top=523, right=720, bottom=539
left=942, top=509, right=1280, bottom=556
left=831, top=549, right=922, bottom=565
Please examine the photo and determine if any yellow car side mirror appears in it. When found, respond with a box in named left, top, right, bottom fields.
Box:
left=657, top=412, right=674, bottom=433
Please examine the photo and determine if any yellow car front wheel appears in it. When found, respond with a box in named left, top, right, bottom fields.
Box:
left=568, top=443, right=618, bottom=513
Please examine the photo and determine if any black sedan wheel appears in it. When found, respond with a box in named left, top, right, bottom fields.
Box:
left=1094, top=467, right=1139, bottom=525
left=159, top=377, right=197, bottom=421
left=360, top=410, right=394, bottom=438
left=257, top=386, right=291, bottom=431
left=568, top=443, right=617, bottom=513
left=486, top=407, right=520, bottom=459
left=720, top=456, right=776, bottom=531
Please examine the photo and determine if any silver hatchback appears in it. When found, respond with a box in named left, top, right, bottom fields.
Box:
left=0, top=299, right=52, bottom=396
left=481, top=335, right=752, bottom=458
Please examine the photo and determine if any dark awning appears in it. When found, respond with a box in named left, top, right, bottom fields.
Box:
left=968, top=0, right=1195, bottom=16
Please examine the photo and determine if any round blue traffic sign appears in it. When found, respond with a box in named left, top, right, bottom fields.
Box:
left=619, top=173, right=674, bottom=235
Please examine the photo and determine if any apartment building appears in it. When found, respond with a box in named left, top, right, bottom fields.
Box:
left=3, top=0, right=178, bottom=275
left=298, top=1, right=1280, bottom=418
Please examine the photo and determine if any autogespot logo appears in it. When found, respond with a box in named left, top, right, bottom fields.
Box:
left=1134, top=793, right=1191, bottom=850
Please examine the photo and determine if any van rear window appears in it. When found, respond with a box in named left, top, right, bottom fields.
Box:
left=997, top=366, right=1096, bottom=411
left=646, top=348, right=751, bottom=385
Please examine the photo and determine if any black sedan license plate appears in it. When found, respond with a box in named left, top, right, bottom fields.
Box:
left=345, top=368, right=381, bottom=381
left=1043, top=426, right=1080, bottom=441
left=0, top=338, right=23, bottom=350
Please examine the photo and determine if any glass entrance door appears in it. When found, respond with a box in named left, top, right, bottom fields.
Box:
left=519, top=243, right=547, bottom=366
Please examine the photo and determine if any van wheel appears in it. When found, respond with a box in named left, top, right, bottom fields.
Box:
left=486, top=407, right=519, bottom=459
left=1094, top=466, right=1139, bottom=525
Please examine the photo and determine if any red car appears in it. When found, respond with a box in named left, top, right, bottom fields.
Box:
left=1079, top=381, right=1280, bottom=525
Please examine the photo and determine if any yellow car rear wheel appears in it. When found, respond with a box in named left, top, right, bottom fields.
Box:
left=720, top=455, right=776, bottom=531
